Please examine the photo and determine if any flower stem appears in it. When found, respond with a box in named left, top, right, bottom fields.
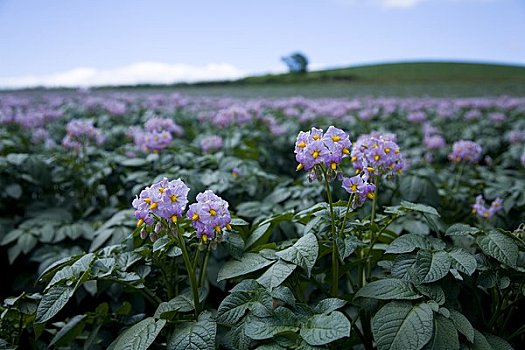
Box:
left=199, top=246, right=211, bottom=288
left=338, top=194, right=353, bottom=238
left=176, top=229, right=201, bottom=319
left=321, top=166, right=338, bottom=297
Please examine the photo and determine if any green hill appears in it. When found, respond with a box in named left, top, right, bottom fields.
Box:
left=236, top=62, right=525, bottom=84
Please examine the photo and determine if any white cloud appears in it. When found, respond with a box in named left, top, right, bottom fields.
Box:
left=0, top=62, right=247, bottom=88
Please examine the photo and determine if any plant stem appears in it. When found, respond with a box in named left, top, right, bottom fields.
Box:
left=176, top=229, right=201, bottom=319
left=338, top=194, right=353, bottom=238
left=199, top=247, right=211, bottom=288
left=370, top=176, right=379, bottom=231
left=321, top=166, right=339, bottom=297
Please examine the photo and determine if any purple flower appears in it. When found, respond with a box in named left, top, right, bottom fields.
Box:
left=145, top=117, right=184, bottom=136
left=472, top=195, right=503, bottom=219
left=448, top=140, right=482, bottom=164
left=200, top=135, right=224, bottom=153
left=350, top=132, right=404, bottom=177
left=424, top=135, right=446, bottom=150
left=407, top=111, right=426, bottom=123
left=294, top=126, right=351, bottom=172
left=187, top=190, right=232, bottom=241
left=62, top=120, right=104, bottom=150
left=143, top=131, right=172, bottom=152
left=342, top=175, right=376, bottom=206
left=133, top=177, right=190, bottom=226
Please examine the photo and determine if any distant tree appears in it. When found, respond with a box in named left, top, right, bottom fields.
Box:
left=282, top=52, right=309, bottom=74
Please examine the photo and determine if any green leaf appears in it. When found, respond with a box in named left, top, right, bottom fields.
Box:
left=386, top=234, right=430, bottom=254
left=445, top=223, right=479, bottom=236
left=257, top=260, right=297, bottom=290
left=449, top=310, right=474, bottom=343
left=300, top=311, right=351, bottom=346
left=5, top=184, right=22, bottom=199
left=400, top=201, right=440, bottom=217
left=244, top=309, right=299, bottom=340
left=49, top=314, right=87, bottom=347
left=465, top=330, right=492, bottom=350
left=275, top=233, right=318, bottom=277
left=35, top=285, right=74, bottom=323
left=416, top=250, right=451, bottom=283
left=314, top=298, right=347, bottom=314
left=218, top=253, right=274, bottom=282
left=167, top=311, right=216, bottom=350
left=423, top=314, right=459, bottom=350
left=216, top=286, right=273, bottom=325
left=372, top=301, right=433, bottom=350
left=477, top=232, right=518, bottom=267
left=155, top=288, right=208, bottom=318
left=449, top=248, right=477, bottom=276
left=336, top=236, right=363, bottom=261
left=484, top=334, right=514, bottom=350
left=355, top=279, right=422, bottom=300
left=18, top=233, right=37, bottom=254
left=108, top=317, right=166, bottom=350
left=1, top=229, right=23, bottom=246
left=391, top=254, right=417, bottom=280
left=223, top=232, right=245, bottom=259
left=415, top=284, right=445, bottom=305
left=245, top=222, right=272, bottom=249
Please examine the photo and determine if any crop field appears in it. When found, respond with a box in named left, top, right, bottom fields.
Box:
left=1, top=90, right=525, bottom=349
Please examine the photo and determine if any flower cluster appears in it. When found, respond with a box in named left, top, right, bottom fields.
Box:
left=472, top=195, right=503, bottom=219
left=294, top=126, right=352, bottom=172
left=448, top=140, right=482, bottom=164
left=129, top=117, right=183, bottom=153
left=62, top=120, right=104, bottom=150
left=145, top=117, right=184, bottom=136
left=132, top=177, right=190, bottom=226
left=350, top=132, right=405, bottom=177
left=200, top=135, right=224, bottom=153
left=342, top=174, right=376, bottom=207
left=187, top=190, right=232, bottom=241
left=422, top=123, right=446, bottom=150
left=132, top=178, right=232, bottom=243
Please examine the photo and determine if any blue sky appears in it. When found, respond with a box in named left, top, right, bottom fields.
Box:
left=0, top=0, right=524, bottom=87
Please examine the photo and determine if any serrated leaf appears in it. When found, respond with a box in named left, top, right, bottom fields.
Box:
left=372, top=301, right=433, bottom=350
left=449, top=310, right=474, bottom=343
left=355, top=279, right=422, bottom=300
left=477, top=232, right=518, bottom=267
left=416, top=250, right=451, bottom=283
left=449, top=248, right=477, bottom=276
left=108, top=317, right=166, bottom=350
left=445, top=223, right=479, bottom=236
left=423, top=314, right=459, bottom=350
left=275, top=233, right=318, bottom=277
left=167, top=312, right=216, bottom=350
left=257, top=260, right=297, bottom=290
left=300, top=311, right=351, bottom=346
left=386, top=234, right=430, bottom=254
left=217, top=253, right=274, bottom=282
left=35, top=285, right=74, bottom=323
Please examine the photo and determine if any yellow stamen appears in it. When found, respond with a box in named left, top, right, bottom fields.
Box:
left=137, top=219, right=144, bottom=227
left=355, top=169, right=361, bottom=174
left=149, top=202, right=158, bottom=210
left=384, top=147, right=391, bottom=154
left=312, top=150, right=319, bottom=158
left=471, top=209, right=477, bottom=214
left=390, top=164, right=395, bottom=169
left=351, top=156, right=357, bottom=162
left=483, top=212, right=489, bottom=218
left=202, top=234, right=208, bottom=243
left=192, top=213, right=199, bottom=221
left=226, top=223, right=232, bottom=230
left=296, top=163, right=304, bottom=171
left=170, top=195, right=177, bottom=202
left=144, top=198, right=151, bottom=204
left=313, top=135, right=321, bottom=140
left=342, top=148, right=350, bottom=155
left=374, top=155, right=380, bottom=161
left=331, top=162, right=337, bottom=170
left=171, top=215, right=178, bottom=223
left=366, top=167, right=374, bottom=173
left=298, top=141, right=306, bottom=148
left=214, top=225, right=222, bottom=233
left=373, top=143, right=379, bottom=148
left=209, top=209, right=217, bottom=216
left=159, top=187, right=165, bottom=194
left=332, top=135, right=341, bottom=142
left=367, top=192, right=375, bottom=200
left=395, top=149, right=400, bottom=154
left=351, top=184, right=358, bottom=192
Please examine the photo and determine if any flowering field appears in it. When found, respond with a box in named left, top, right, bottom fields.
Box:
left=1, top=91, right=524, bottom=349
